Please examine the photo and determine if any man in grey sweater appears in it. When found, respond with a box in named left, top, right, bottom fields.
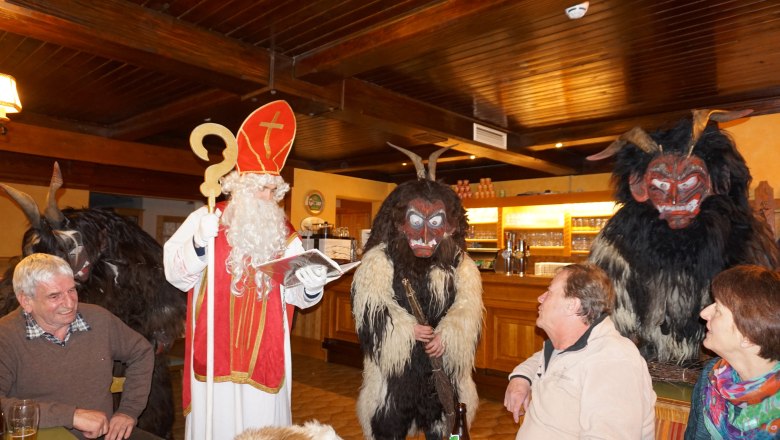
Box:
left=0, top=253, right=155, bottom=440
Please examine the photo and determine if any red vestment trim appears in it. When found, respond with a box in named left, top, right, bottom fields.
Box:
left=182, top=202, right=295, bottom=411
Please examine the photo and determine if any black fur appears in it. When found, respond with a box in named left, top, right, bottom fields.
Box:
left=590, top=117, right=780, bottom=363
left=0, top=207, right=186, bottom=439
left=357, top=179, right=468, bottom=439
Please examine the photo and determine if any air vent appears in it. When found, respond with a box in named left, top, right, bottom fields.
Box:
left=473, top=123, right=507, bottom=149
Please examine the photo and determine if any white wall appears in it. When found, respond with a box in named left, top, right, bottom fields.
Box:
left=140, top=197, right=204, bottom=242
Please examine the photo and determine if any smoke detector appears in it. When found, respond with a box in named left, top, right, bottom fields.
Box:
left=565, top=1, right=589, bottom=19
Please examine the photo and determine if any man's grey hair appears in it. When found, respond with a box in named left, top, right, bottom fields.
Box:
left=13, top=253, right=74, bottom=299
left=559, top=263, right=614, bottom=325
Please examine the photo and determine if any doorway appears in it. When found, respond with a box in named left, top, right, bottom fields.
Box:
left=335, top=199, right=372, bottom=241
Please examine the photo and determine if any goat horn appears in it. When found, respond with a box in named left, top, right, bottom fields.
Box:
left=0, top=183, right=41, bottom=229
left=427, top=144, right=457, bottom=181
left=687, top=109, right=753, bottom=157
left=387, top=142, right=426, bottom=180
left=44, top=162, right=66, bottom=228
left=587, top=126, right=660, bottom=161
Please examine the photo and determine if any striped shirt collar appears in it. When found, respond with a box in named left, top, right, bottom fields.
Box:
left=22, top=310, right=91, bottom=346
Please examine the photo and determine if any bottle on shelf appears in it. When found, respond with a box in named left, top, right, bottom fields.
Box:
left=514, top=238, right=529, bottom=276
left=449, top=402, right=470, bottom=439
left=494, top=231, right=516, bottom=275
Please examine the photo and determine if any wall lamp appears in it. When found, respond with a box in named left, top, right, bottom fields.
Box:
left=0, top=73, right=22, bottom=135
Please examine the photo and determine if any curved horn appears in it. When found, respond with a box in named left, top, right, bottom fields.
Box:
left=687, top=109, right=753, bottom=157
left=587, top=126, right=661, bottom=161
left=387, top=142, right=426, bottom=179
left=0, top=183, right=41, bottom=229
left=427, top=144, right=456, bottom=181
left=44, top=162, right=66, bottom=227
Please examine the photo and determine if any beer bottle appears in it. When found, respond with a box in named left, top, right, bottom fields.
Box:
left=449, top=402, right=470, bottom=439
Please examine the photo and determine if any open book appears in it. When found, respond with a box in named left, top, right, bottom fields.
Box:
left=256, top=248, right=361, bottom=289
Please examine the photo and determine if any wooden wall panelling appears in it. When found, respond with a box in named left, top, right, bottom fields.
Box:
left=480, top=274, right=548, bottom=372
left=486, top=306, right=544, bottom=372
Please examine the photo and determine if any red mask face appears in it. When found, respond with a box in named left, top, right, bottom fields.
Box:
left=630, top=154, right=712, bottom=229
left=401, top=198, right=451, bottom=257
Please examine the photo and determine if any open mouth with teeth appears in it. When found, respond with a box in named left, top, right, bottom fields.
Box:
left=656, top=199, right=702, bottom=228
left=408, top=237, right=438, bottom=257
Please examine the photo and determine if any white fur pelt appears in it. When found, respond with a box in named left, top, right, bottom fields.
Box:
left=234, top=421, right=343, bottom=440
left=352, top=244, right=484, bottom=439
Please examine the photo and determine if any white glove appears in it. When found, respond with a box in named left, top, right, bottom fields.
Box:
left=194, top=212, right=220, bottom=248
left=295, top=264, right=328, bottom=295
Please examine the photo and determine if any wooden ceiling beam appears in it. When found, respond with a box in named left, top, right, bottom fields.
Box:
left=294, top=0, right=516, bottom=82
left=109, top=89, right=241, bottom=141
left=315, top=150, right=475, bottom=174
left=333, top=79, right=576, bottom=175
left=0, top=0, right=578, bottom=177
left=0, top=123, right=206, bottom=176
left=0, top=0, right=269, bottom=93
left=0, top=150, right=203, bottom=200
left=15, top=112, right=112, bottom=138
left=518, top=94, right=780, bottom=150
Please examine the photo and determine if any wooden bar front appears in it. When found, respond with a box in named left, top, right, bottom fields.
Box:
left=318, top=270, right=692, bottom=437
left=320, top=271, right=550, bottom=391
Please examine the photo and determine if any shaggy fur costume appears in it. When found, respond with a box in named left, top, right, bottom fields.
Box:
left=351, top=179, right=483, bottom=440
left=589, top=118, right=779, bottom=364
left=0, top=204, right=186, bottom=439
left=234, top=421, right=343, bottom=440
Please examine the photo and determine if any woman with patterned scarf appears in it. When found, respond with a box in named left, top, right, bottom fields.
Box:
left=685, top=265, right=780, bottom=439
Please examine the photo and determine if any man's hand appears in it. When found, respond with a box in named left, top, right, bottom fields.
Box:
left=504, top=377, right=532, bottom=423
left=106, top=413, right=136, bottom=440
left=413, top=325, right=445, bottom=357
left=424, top=332, right=445, bottom=357
left=295, top=264, right=327, bottom=295
left=414, top=324, right=434, bottom=343
left=73, top=409, right=109, bottom=439
left=194, top=212, right=220, bottom=248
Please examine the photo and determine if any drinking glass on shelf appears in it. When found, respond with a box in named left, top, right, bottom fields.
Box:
left=7, top=399, right=39, bottom=440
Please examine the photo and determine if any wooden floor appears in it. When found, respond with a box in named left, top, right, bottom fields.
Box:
left=169, top=355, right=518, bottom=439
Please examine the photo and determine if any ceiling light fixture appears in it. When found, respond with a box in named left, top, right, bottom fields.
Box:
left=0, top=73, right=22, bottom=135
left=469, top=155, right=476, bottom=160
left=555, top=142, right=564, bottom=148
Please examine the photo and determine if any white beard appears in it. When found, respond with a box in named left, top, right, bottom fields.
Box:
left=221, top=192, right=288, bottom=296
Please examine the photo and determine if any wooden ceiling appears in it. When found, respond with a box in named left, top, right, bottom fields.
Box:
left=1, top=0, right=779, bottom=200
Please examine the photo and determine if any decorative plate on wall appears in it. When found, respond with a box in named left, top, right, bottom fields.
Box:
left=304, top=190, right=324, bottom=215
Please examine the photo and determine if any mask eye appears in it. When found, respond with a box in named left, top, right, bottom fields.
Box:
left=651, top=179, right=670, bottom=191
left=678, top=175, right=698, bottom=191
left=408, top=213, right=424, bottom=229
left=69, top=244, right=83, bottom=257
left=428, top=214, right=444, bottom=228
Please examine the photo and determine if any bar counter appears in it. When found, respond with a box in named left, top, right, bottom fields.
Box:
left=319, top=271, right=691, bottom=428
left=321, top=271, right=551, bottom=375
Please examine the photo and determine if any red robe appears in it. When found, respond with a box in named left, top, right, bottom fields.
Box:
left=182, top=203, right=296, bottom=412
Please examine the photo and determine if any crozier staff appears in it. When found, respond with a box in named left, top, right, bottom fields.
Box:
left=164, top=100, right=329, bottom=440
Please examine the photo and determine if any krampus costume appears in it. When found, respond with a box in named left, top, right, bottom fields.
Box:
left=351, top=144, right=483, bottom=440
left=587, top=109, right=780, bottom=364
left=0, top=163, right=185, bottom=439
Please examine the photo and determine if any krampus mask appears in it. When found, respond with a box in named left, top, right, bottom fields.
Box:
left=587, top=109, right=779, bottom=364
